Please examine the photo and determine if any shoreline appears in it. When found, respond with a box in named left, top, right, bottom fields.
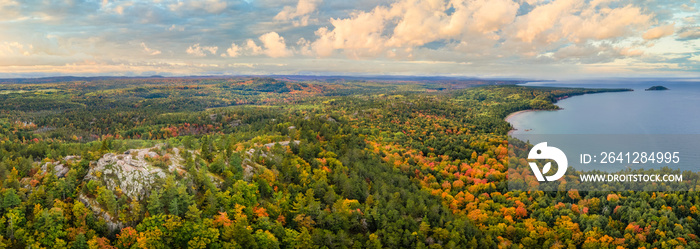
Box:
left=505, top=108, right=562, bottom=136
left=504, top=109, right=537, bottom=123
left=505, top=110, right=539, bottom=136
left=504, top=88, right=633, bottom=136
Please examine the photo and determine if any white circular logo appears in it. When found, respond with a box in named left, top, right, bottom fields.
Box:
left=528, top=142, right=568, bottom=182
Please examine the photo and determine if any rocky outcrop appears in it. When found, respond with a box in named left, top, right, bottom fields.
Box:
left=84, top=144, right=185, bottom=201
left=78, top=144, right=190, bottom=232
left=240, top=140, right=300, bottom=181
left=41, top=155, right=81, bottom=178
left=263, top=140, right=300, bottom=148
left=78, top=193, right=123, bottom=231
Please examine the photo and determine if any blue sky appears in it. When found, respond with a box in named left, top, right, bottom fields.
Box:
left=0, top=0, right=698, bottom=79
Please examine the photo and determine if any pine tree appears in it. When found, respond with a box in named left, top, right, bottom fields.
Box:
left=201, top=136, right=213, bottom=163
left=185, top=204, right=202, bottom=223
left=3, top=189, right=20, bottom=209
left=147, top=190, right=163, bottom=216
left=72, top=233, right=88, bottom=249
left=295, top=227, right=313, bottom=249
left=169, top=197, right=179, bottom=216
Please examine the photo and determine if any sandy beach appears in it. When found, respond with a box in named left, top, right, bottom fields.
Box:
left=505, top=109, right=548, bottom=135
left=504, top=109, right=537, bottom=122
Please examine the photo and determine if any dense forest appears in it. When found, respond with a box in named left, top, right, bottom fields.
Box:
left=0, top=76, right=697, bottom=248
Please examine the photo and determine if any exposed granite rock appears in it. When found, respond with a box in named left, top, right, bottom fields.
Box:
left=241, top=140, right=299, bottom=181
left=78, top=193, right=123, bottom=232
left=41, top=162, right=70, bottom=178
left=78, top=144, right=190, bottom=232
left=84, top=144, right=184, bottom=201
left=230, top=119, right=242, bottom=127
left=263, top=140, right=300, bottom=148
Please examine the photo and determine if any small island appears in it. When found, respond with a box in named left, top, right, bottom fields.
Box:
left=645, top=85, right=669, bottom=91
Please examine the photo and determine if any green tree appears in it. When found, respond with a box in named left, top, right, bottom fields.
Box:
left=148, top=189, right=163, bottom=216
left=3, top=189, right=21, bottom=209
left=71, top=233, right=88, bottom=249
left=185, top=204, right=202, bottom=223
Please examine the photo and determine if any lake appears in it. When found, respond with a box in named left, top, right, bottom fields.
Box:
left=507, top=79, right=700, bottom=172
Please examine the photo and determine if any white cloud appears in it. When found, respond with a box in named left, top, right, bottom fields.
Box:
left=619, top=47, right=644, bottom=57
left=0, top=0, right=21, bottom=21
left=512, top=0, right=580, bottom=43
left=108, top=1, right=134, bottom=15
left=186, top=43, right=218, bottom=56
left=259, top=32, right=293, bottom=57
left=168, top=24, right=185, bottom=32
left=239, top=34, right=291, bottom=58
left=681, top=4, right=696, bottom=12
left=559, top=4, right=653, bottom=42
left=246, top=39, right=263, bottom=55
left=689, top=54, right=700, bottom=62
left=169, top=0, right=227, bottom=14
left=222, top=43, right=241, bottom=57
left=0, top=42, right=31, bottom=56
left=643, top=23, right=675, bottom=40
left=296, top=37, right=313, bottom=56
left=274, top=0, right=322, bottom=26
left=310, top=0, right=657, bottom=63
left=0, top=0, right=698, bottom=78
left=141, top=42, right=161, bottom=55
left=678, top=26, right=700, bottom=40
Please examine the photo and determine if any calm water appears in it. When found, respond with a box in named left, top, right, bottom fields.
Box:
left=509, top=79, right=700, bottom=135
left=507, top=79, right=700, bottom=172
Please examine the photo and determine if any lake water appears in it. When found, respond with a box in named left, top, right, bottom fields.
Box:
left=507, top=79, right=700, bottom=172
left=509, top=79, right=700, bottom=135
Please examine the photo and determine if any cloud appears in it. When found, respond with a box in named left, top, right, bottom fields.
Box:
left=113, top=2, right=134, bottom=15
left=0, top=0, right=698, bottom=78
left=512, top=0, right=579, bottom=43
left=222, top=43, right=241, bottom=57
left=619, top=47, right=644, bottom=57
left=0, top=0, right=21, bottom=21
left=677, top=26, right=700, bottom=40
left=169, top=0, right=227, bottom=14
left=310, top=0, right=656, bottom=62
left=560, top=4, right=653, bottom=42
left=643, top=23, right=675, bottom=40
left=246, top=39, right=263, bottom=55
left=167, top=24, right=185, bottom=32
left=0, top=42, right=31, bottom=56
left=186, top=43, right=218, bottom=56
left=296, top=37, right=313, bottom=56
left=141, top=42, right=161, bottom=55
left=681, top=4, right=696, bottom=12
left=259, top=32, right=293, bottom=57
left=690, top=54, right=700, bottom=62
left=274, top=0, right=323, bottom=26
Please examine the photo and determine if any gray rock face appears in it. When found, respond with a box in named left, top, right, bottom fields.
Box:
left=85, top=144, right=184, bottom=201
left=41, top=158, right=77, bottom=178
left=78, top=193, right=123, bottom=232
left=230, top=119, right=243, bottom=127
left=263, top=140, right=300, bottom=148
left=54, top=164, right=70, bottom=178
left=77, top=144, right=188, bottom=232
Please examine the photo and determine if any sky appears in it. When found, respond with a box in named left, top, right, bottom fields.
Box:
left=0, top=0, right=699, bottom=79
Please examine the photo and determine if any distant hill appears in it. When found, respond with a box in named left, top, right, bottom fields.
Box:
left=0, top=74, right=535, bottom=87
left=645, top=85, right=669, bottom=91
left=0, top=75, right=171, bottom=84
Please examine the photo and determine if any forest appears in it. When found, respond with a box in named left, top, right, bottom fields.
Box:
left=0, top=76, right=697, bottom=249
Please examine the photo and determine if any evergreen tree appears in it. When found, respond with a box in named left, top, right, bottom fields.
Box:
left=147, top=190, right=163, bottom=216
